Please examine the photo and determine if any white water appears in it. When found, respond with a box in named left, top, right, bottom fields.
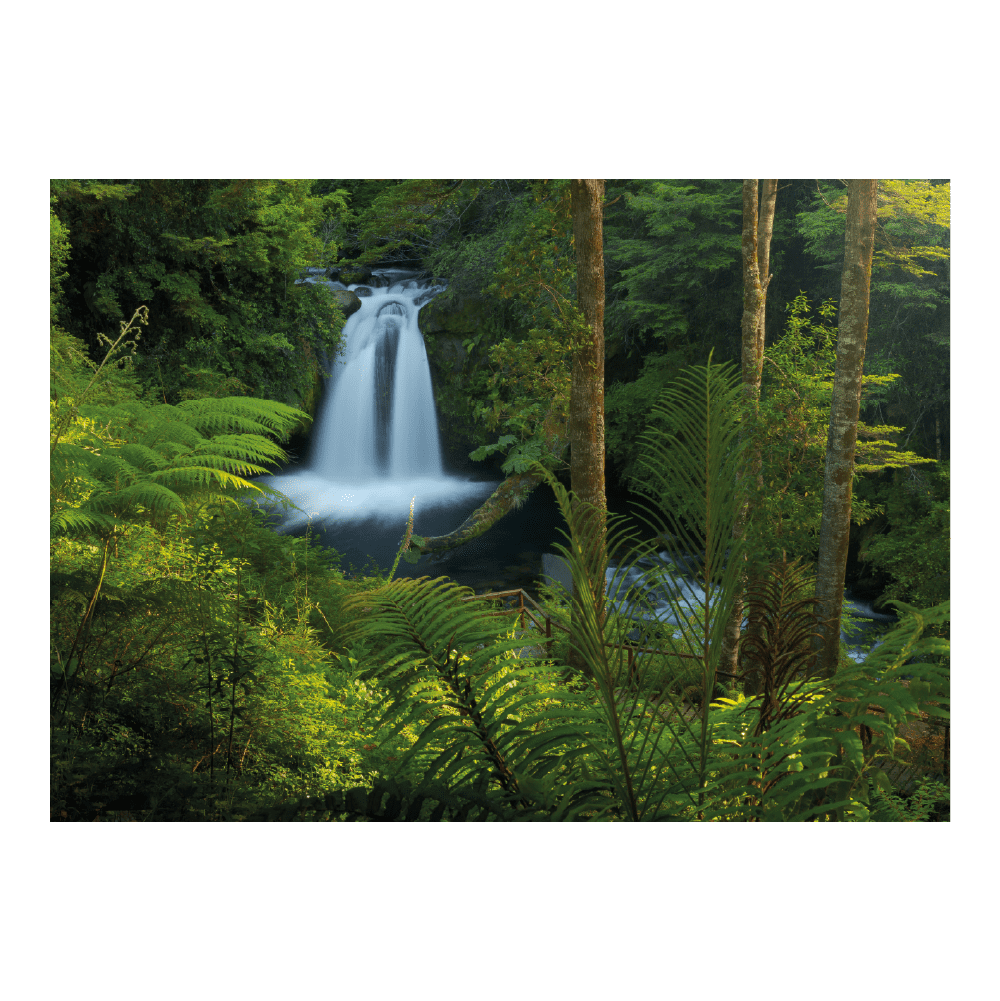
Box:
left=546, top=553, right=897, bottom=663
left=605, top=556, right=717, bottom=633
left=543, top=552, right=719, bottom=642
left=264, top=270, right=495, bottom=530
left=842, top=598, right=897, bottom=663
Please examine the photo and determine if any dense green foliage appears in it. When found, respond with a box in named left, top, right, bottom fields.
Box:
left=602, top=180, right=744, bottom=361
left=793, top=179, right=950, bottom=460
left=50, top=179, right=949, bottom=821
left=50, top=179, right=351, bottom=416
left=425, top=180, right=589, bottom=471
left=50, top=306, right=410, bottom=818
left=749, top=292, right=934, bottom=567
left=860, top=463, right=950, bottom=611
left=320, top=361, right=949, bottom=822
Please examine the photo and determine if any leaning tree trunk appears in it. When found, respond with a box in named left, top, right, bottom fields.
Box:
left=410, top=405, right=568, bottom=556
left=718, top=179, right=776, bottom=693
left=566, top=179, right=607, bottom=675
left=814, top=179, right=878, bottom=679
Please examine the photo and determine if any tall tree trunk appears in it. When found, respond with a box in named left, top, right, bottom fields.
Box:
left=719, top=180, right=776, bottom=693
left=409, top=178, right=607, bottom=627
left=567, top=179, right=607, bottom=674
left=814, top=179, right=878, bottom=679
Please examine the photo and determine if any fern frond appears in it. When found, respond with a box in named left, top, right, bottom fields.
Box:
left=341, top=575, right=620, bottom=811
left=519, top=359, right=750, bottom=818
left=530, top=465, right=712, bottom=819
left=196, top=433, right=290, bottom=460
left=151, top=464, right=269, bottom=492
left=631, top=359, right=748, bottom=670
left=50, top=508, right=122, bottom=536
left=740, top=559, right=823, bottom=735
left=116, top=442, right=168, bottom=473
left=51, top=392, right=302, bottom=536
left=173, top=396, right=307, bottom=437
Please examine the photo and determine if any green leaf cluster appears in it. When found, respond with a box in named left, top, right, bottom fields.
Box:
left=49, top=298, right=426, bottom=820
left=794, top=179, right=950, bottom=459
left=860, top=463, right=950, bottom=613
left=50, top=179, right=351, bottom=408
left=747, top=293, right=934, bottom=566
left=602, top=180, right=743, bottom=360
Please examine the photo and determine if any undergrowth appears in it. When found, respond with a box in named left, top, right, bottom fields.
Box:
left=51, top=319, right=949, bottom=821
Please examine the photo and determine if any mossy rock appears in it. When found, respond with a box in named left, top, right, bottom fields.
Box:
left=285, top=356, right=329, bottom=437
left=420, top=294, right=492, bottom=338
left=427, top=335, right=467, bottom=375
left=331, top=289, right=362, bottom=316
left=335, top=268, right=372, bottom=286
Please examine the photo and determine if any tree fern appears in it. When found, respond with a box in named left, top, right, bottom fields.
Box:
left=602, top=356, right=750, bottom=810
left=51, top=396, right=306, bottom=535
left=339, top=575, right=610, bottom=815
left=52, top=305, right=309, bottom=535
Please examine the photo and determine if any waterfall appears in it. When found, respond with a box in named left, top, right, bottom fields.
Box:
left=312, top=276, right=445, bottom=480
left=264, top=269, right=494, bottom=530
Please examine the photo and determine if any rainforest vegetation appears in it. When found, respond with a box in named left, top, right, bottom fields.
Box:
left=50, top=178, right=950, bottom=821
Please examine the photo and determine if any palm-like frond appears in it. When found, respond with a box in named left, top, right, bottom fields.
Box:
left=741, top=559, right=823, bottom=735
left=580, top=358, right=749, bottom=811
left=630, top=359, right=748, bottom=680
left=538, top=469, right=706, bottom=819
left=705, top=597, right=950, bottom=820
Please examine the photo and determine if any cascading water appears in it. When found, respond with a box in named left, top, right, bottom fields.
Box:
left=312, top=278, right=443, bottom=481
left=544, top=552, right=898, bottom=665
left=264, top=270, right=495, bottom=537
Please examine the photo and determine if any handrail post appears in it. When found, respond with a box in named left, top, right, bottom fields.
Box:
left=519, top=589, right=525, bottom=631
left=546, top=616, right=552, bottom=659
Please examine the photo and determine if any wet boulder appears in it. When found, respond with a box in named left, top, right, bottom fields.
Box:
left=331, top=289, right=363, bottom=316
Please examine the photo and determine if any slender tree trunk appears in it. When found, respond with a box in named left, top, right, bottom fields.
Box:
left=756, top=179, right=777, bottom=352
left=408, top=180, right=606, bottom=605
left=567, top=179, right=607, bottom=674
left=814, top=179, right=878, bottom=679
left=719, top=180, right=776, bottom=693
